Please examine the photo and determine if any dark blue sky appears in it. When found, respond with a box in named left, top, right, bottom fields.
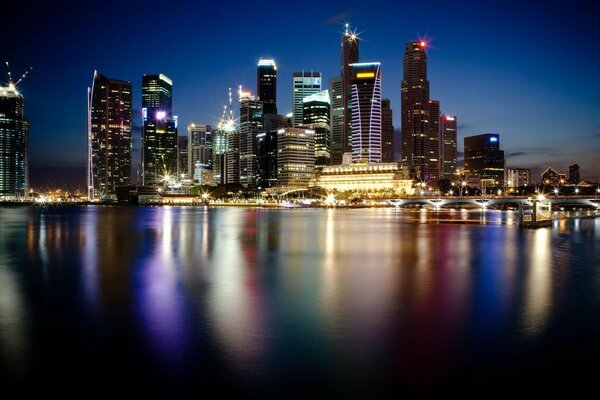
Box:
left=3, top=0, right=600, bottom=188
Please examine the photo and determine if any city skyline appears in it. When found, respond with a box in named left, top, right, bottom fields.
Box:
left=2, top=0, right=599, bottom=189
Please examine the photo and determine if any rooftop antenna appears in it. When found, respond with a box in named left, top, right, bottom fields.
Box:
left=4, top=61, right=33, bottom=87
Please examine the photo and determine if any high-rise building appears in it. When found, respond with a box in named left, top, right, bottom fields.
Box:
left=87, top=71, right=132, bottom=200
left=212, top=128, right=227, bottom=186
left=257, top=59, right=277, bottom=115
left=1, top=80, right=29, bottom=199
left=188, top=123, right=212, bottom=180
left=427, top=100, right=440, bottom=182
left=349, top=62, right=381, bottom=163
left=440, top=115, right=457, bottom=180
left=464, top=134, right=505, bottom=187
left=381, top=99, right=394, bottom=162
left=257, top=131, right=278, bottom=189
left=303, top=90, right=331, bottom=168
left=401, top=40, right=430, bottom=180
left=341, top=24, right=359, bottom=160
left=142, top=74, right=177, bottom=186
left=506, top=168, right=531, bottom=187
left=277, top=127, right=315, bottom=187
left=177, top=135, right=189, bottom=179
left=292, top=71, right=321, bottom=127
left=239, top=87, right=263, bottom=188
left=569, top=164, right=580, bottom=184
left=329, top=76, right=344, bottom=164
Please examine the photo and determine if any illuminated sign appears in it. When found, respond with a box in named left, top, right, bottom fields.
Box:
left=356, top=72, right=375, bottom=79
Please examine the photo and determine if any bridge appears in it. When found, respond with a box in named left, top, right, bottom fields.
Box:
left=386, top=196, right=600, bottom=209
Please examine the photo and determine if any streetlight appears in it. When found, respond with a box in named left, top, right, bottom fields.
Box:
left=575, top=188, right=580, bottom=195
left=460, top=181, right=467, bottom=197
left=553, top=188, right=559, bottom=196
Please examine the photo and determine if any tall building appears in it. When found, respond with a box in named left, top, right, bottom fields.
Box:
left=239, top=87, right=263, bottom=188
left=292, top=71, right=321, bottom=127
left=257, top=131, right=278, bottom=189
left=440, top=115, right=457, bottom=180
left=257, top=59, right=277, bottom=115
left=212, top=128, right=227, bottom=186
left=177, top=135, right=189, bottom=179
left=349, top=62, right=382, bottom=163
left=277, top=127, right=315, bottom=187
left=329, top=76, right=344, bottom=164
left=569, top=164, right=580, bottom=184
left=0, top=80, right=29, bottom=199
left=87, top=71, right=132, bottom=200
left=427, top=99, right=440, bottom=182
left=188, top=123, right=212, bottom=180
left=381, top=99, right=394, bottom=163
left=142, top=74, right=177, bottom=186
left=506, top=168, right=531, bottom=187
left=401, top=40, right=430, bottom=180
left=303, top=90, right=331, bottom=167
left=464, top=133, right=505, bottom=187
left=341, top=24, right=359, bottom=159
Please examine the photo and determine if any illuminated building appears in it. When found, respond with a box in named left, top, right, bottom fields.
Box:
left=142, top=74, right=177, bottom=186
left=427, top=99, right=440, bottom=182
left=401, top=40, right=430, bottom=180
left=341, top=23, right=359, bottom=161
left=0, top=80, right=29, bottom=199
left=349, top=62, right=381, bottom=163
left=87, top=71, right=131, bottom=200
left=277, top=127, right=315, bottom=187
left=541, top=167, right=566, bottom=186
left=239, top=88, right=263, bottom=188
left=381, top=99, right=394, bottom=163
left=188, top=123, right=212, bottom=182
left=303, top=90, right=331, bottom=168
left=440, top=114, right=457, bottom=180
left=257, top=59, right=277, bottom=115
left=569, top=164, right=580, bottom=185
left=257, top=131, right=277, bottom=188
left=464, top=133, right=505, bottom=187
left=309, top=163, right=414, bottom=194
left=177, top=135, right=188, bottom=178
left=292, top=71, right=321, bottom=127
left=506, top=168, right=531, bottom=187
left=329, top=76, right=344, bottom=164
left=211, top=127, right=227, bottom=185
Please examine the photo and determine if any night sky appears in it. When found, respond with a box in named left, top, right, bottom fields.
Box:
left=3, top=0, right=599, bottom=190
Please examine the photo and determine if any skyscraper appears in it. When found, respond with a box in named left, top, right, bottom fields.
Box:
left=0, top=80, right=29, bottom=199
left=292, top=71, right=321, bottom=127
left=87, top=71, right=132, bottom=200
left=349, top=62, right=382, bottom=163
left=277, top=127, right=315, bottom=187
left=257, top=59, right=277, bottom=115
left=239, top=87, right=263, bottom=188
left=440, top=115, right=457, bottom=180
left=427, top=99, right=440, bottom=182
left=188, top=123, right=212, bottom=180
left=329, top=76, right=344, bottom=165
left=142, top=74, right=177, bottom=186
left=464, top=133, right=505, bottom=188
left=177, top=135, right=189, bottom=178
left=381, top=99, right=394, bottom=163
left=256, top=131, right=277, bottom=189
left=401, top=40, right=430, bottom=180
left=303, top=90, right=331, bottom=168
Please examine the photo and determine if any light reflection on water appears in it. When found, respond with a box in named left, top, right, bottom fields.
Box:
left=0, top=205, right=599, bottom=394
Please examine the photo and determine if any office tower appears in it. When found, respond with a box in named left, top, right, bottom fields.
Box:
left=292, top=71, right=321, bottom=126
left=329, top=76, right=344, bottom=164
left=87, top=71, right=132, bottom=200
left=464, top=133, right=505, bottom=187
left=188, top=123, right=212, bottom=180
left=341, top=23, right=359, bottom=159
left=0, top=80, right=29, bottom=199
left=257, top=131, right=278, bottom=188
left=427, top=100, right=441, bottom=182
left=381, top=99, right=394, bottom=162
left=177, top=135, right=189, bottom=178
left=349, top=62, right=381, bottom=163
left=506, top=168, right=531, bottom=187
left=569, top=164, right=580, bottom=184
left=212, top=128, right=227, bottom=186
left=401, top=40, right=430, bottom=180
left=277, top=127, right=315, bottom=187
left=239, top=87, right=263, bottom=188
left=142, top=74, right=177, bottom=186
left=257, top=59, right=277, bottom=115
left=303, top=90, right=331, bottom=168
left=440, top=115, right=457, bottom=180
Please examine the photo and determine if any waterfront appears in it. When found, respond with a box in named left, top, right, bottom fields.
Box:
left=1, top=206, right=600, bottom=395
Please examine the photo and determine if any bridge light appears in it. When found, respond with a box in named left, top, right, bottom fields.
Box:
left=537, top=194, right=546, bottom=201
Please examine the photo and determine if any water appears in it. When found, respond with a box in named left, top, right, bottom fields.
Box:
left=1, top=205, right=599, bottom=396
